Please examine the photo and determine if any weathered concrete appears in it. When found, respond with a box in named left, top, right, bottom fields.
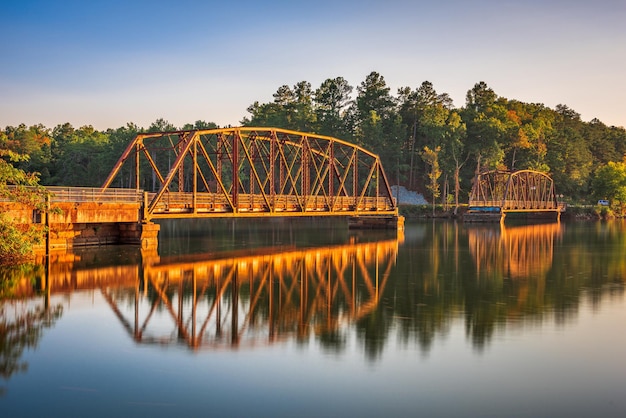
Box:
left=48, top=201, right=141, bottom=224
left=119, top=222, right=161, bottom=251
left=1, top=201, right=158, bottom=254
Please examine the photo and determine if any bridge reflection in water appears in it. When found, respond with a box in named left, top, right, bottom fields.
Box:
left=468, top=222, right=562, bottom=280
left=40, top=238, right=400, bottom=350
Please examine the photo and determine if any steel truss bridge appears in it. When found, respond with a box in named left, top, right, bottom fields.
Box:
left=466, top=170, right=565, bottom=221
left=101, top=127, right=398, bottom=222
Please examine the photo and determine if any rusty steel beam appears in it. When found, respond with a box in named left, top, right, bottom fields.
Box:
left=469, top=169, right=560, bottom=212
left=100, top=127, right=398, bottom=220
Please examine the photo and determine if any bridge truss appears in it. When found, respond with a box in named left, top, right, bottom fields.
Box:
left=468, top=169, right=561, bottom=212
left=101, top=127, right=397, bottom=221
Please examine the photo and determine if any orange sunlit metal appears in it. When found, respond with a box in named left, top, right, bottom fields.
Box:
left=101, top=127, right=398, bottom=221
left=468, top=169, right=562, bottom=212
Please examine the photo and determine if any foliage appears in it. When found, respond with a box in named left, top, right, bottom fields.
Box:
left=314, top=77, right=353, bottom=138
left=591, top=159, right=626, bottom=214
left=0, top=150, right=45, bottom=205
left=0, top=150, right=49, bottom=265
left=421, top=146, right=442, bottom=215
left=48, top=124, right=112, bottom=186
left=240, top=75, right=626, bottom=204
left=0, top=125, right=52, bottom=183
left=594, top=205, right=616, bottom=219
left=0, top=216, right=44, bottom=266
left=0, top=282, right=63, bottom=392
left=1, top=72, right=625, bottom=206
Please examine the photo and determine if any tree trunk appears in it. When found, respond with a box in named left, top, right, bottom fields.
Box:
left=408, top=121, right=417, bottom=189
left=454, top=165, right=460, bottom=216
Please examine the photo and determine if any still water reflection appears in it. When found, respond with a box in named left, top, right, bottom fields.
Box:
left=1, top=219, right=625, bottom=417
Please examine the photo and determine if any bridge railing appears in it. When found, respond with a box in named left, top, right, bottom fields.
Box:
left=46, top=187, right=143, bottom=203
left=468, top=200, right=503, bottom=208
left=469, top=199, right=561, bottom=211
left=501, top=200, right=559, bottom=210
left=0, top=185, right=143, bottom=203
left=150, top=192, right=394, bottom=214
left=3, top=185, right=394, bottom=213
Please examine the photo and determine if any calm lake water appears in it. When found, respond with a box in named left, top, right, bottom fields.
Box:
left=1, top=219, right=625, bottom=417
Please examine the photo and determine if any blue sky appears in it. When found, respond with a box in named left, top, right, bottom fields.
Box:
left=1, top=0, right=625, bottom=130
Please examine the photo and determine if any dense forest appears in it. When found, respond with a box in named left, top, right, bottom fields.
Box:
left=2, top=71, right=626, bottom=205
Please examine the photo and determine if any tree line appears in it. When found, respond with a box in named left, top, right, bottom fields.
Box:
left=2, top=71, right=626, bottom=206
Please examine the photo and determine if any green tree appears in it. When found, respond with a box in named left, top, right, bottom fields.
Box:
left=352, top=72, right=404, bottom=178
left=243, top=83, right=316, bottom=131
left=313, top=77, right=353, bottom=138
left=103, top=123, right=141, bottom=188
left=0, top=150, right=48, bottom=265
left=49, top=124, right=110, bottom=186
left=147, top=118, right=177, bottom=133
left=462, top=82, right=506, bottom=171
left=421, top=146, right=442, bottom=215
left=355, top=72, right=396, bottom=121
left=545, top=105, right=592, bottom=199
left=585, top=118, right=622, bottom=166
left=591, top=159, right=626, bottom=213
left=292, top=81, right=317, bottom=132
left=242, top=100, right=287, bottom=127
left=398, top=81, right=466, bottom=204
left=1, top=125, right=52, bottom=184
left=509, top=102, right=554, bottom=172
left=439, top=111, right=467, bottom=214
left=398, top=81, right=446, bottom=190
left=181, top=120, right=218, bottom=130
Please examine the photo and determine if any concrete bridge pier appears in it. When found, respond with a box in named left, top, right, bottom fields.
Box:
left=119, top=222, right=160, bottom=251
left=1, top=199, right=160, bottom=254
left=35, top=220, right=160, bottom=253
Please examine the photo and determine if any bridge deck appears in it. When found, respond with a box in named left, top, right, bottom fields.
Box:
left=468, top=200, right=564, bottom=212
left=151, top=192, right=395, bottom=218
left=2, top=186, right=396, bottom=220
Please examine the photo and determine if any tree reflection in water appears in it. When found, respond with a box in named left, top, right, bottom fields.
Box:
left=1, top=265, right=62, bottom=396
left=372, top=221, right=625, bottom=355
left=1, top=220, right=625, bottom=370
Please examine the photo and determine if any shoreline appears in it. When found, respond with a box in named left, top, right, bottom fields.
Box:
left=398, top=204, right=625, bottom=221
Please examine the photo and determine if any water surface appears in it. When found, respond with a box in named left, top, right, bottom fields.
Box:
left=1, top=219, right=625, bottom=417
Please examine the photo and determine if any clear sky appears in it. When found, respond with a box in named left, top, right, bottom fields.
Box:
left=1, top=0, right=625, bottom=130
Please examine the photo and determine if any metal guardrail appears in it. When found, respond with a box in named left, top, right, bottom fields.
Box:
left=2, top=186, right=394, bottom=213
left=468, top=199, right=561, bottom=210
left=1, top=186, right=143, bottom=203
left=150, top=192, right=395, bottom=214
left=45, top=187, right=143, bottom=203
